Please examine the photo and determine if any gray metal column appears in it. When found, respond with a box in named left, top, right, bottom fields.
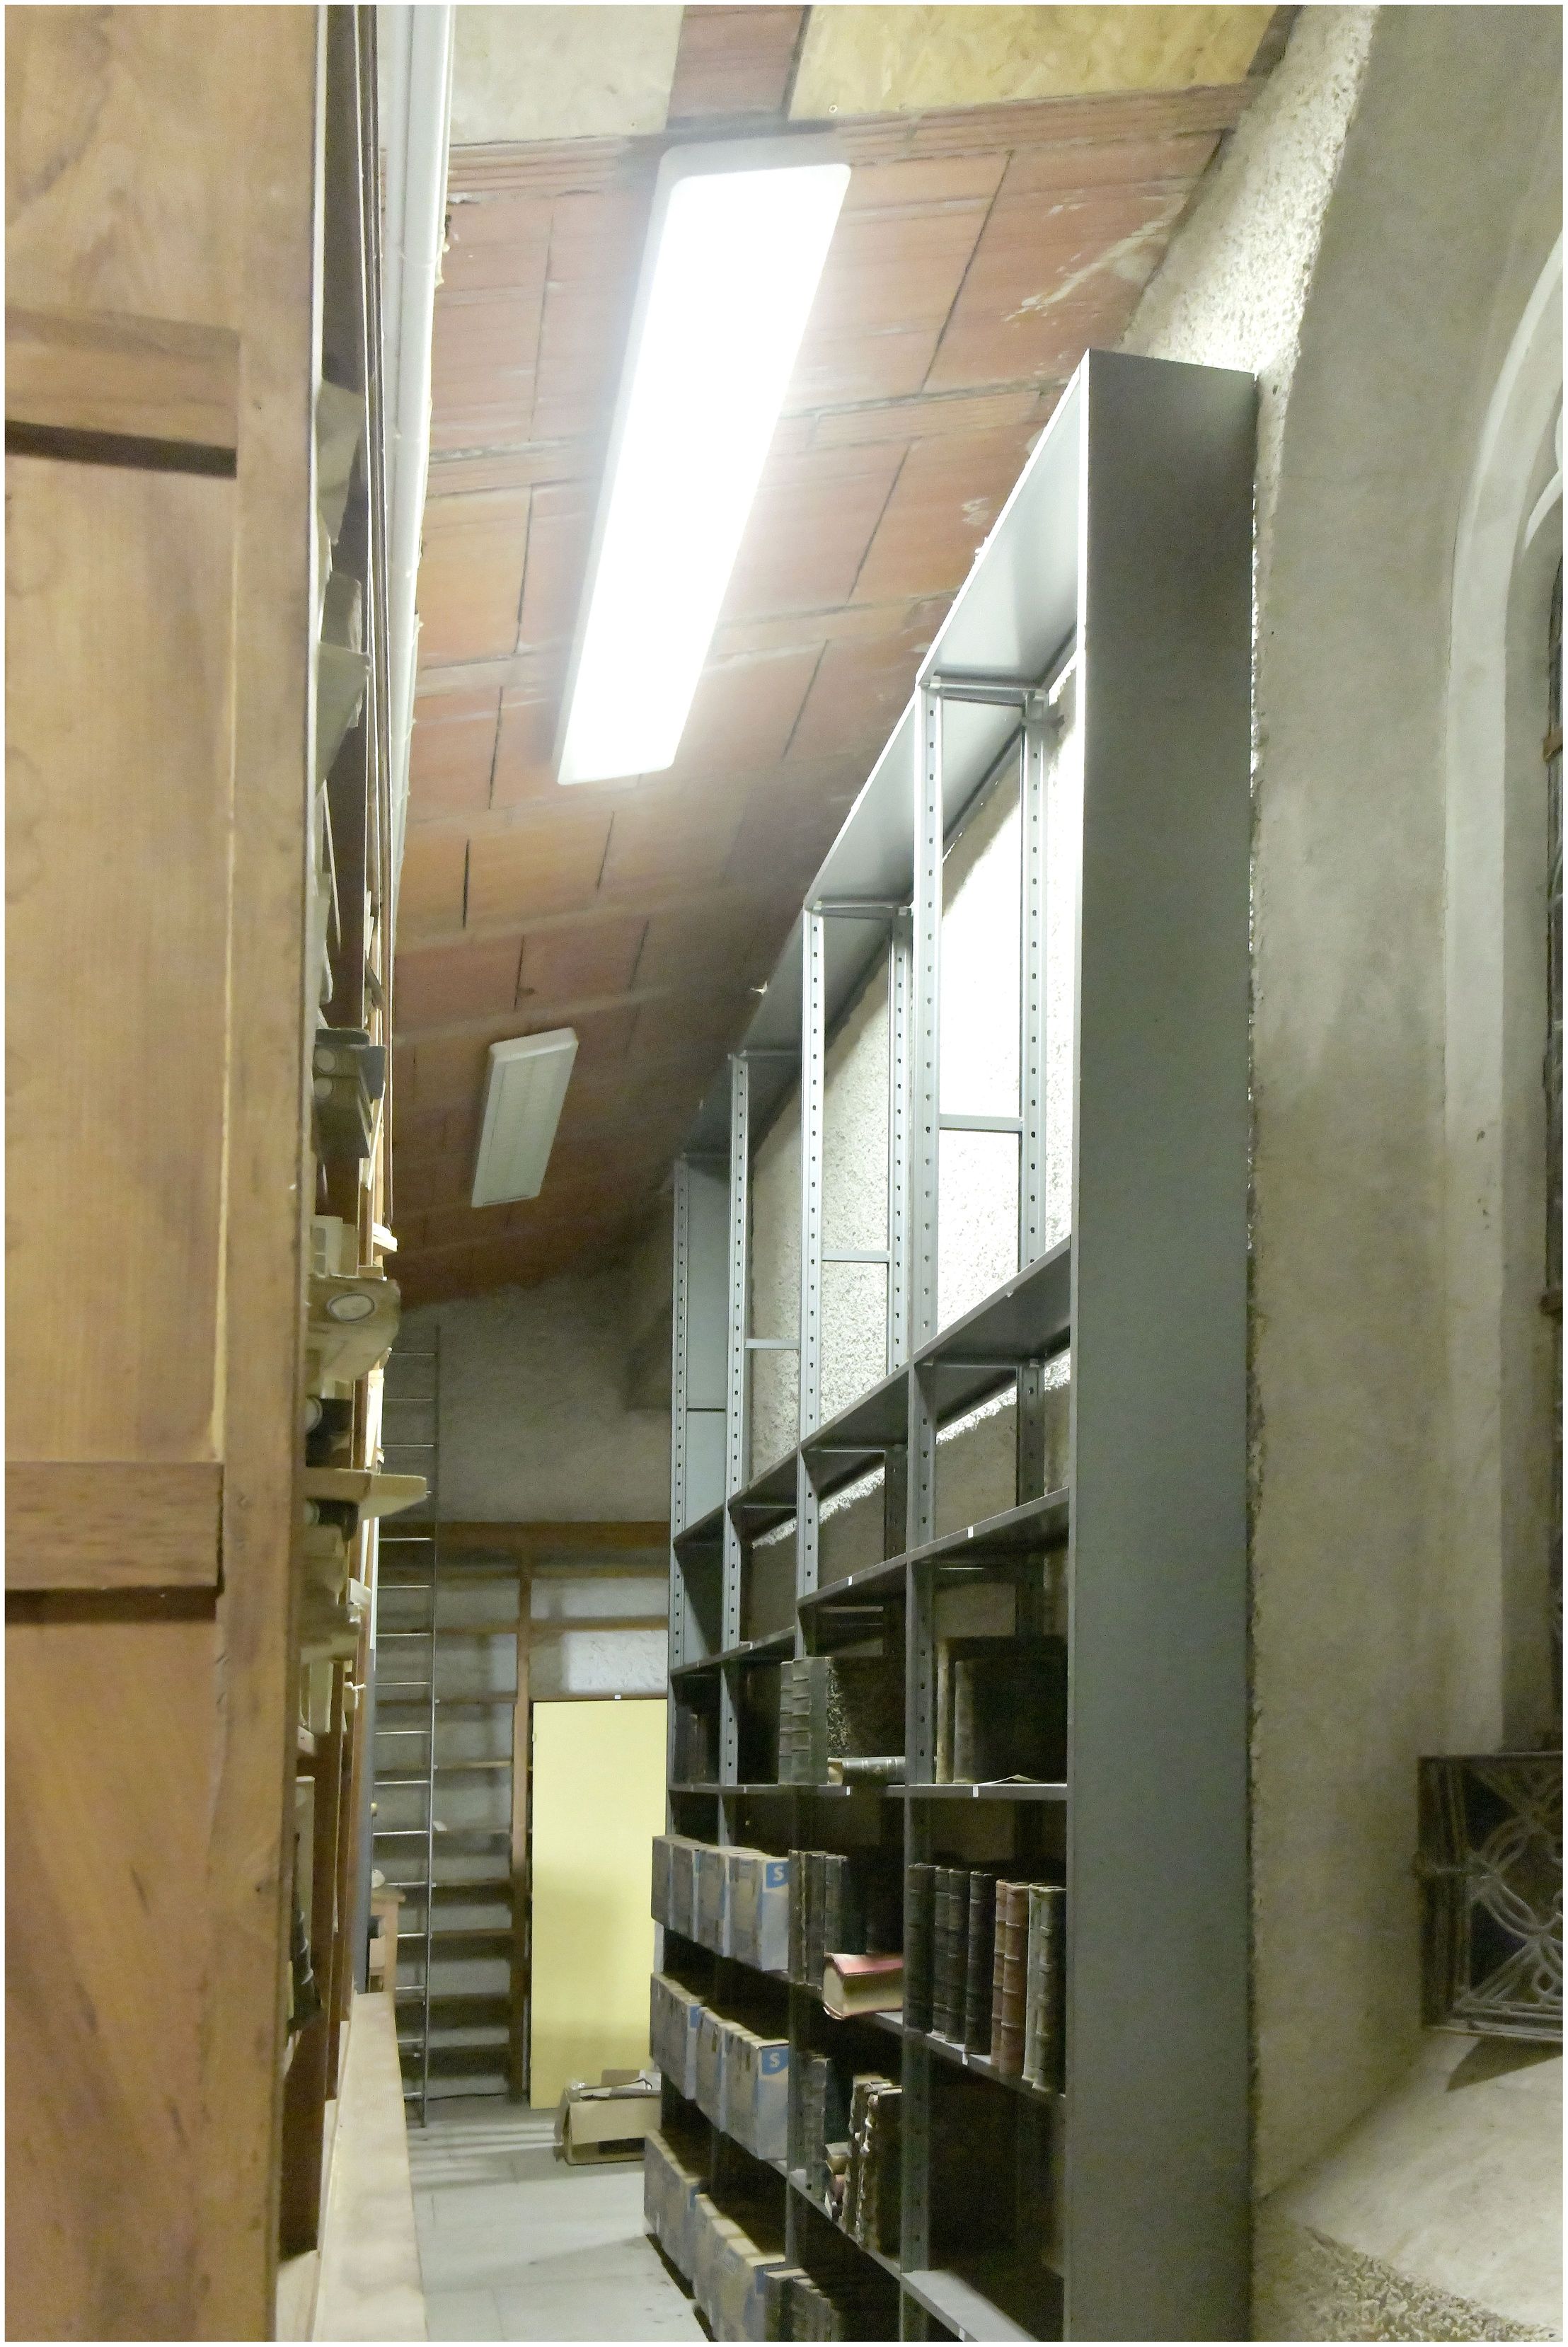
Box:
left=720, top=1056, right=749, bottom=1790
left=797, top=912, right=826, bottom=1598
left=906, top=687, right=942, bottom=1555
left=1063, top=348, right=1254, bottom=2343
left=888, top=911, right=912, bottom=1374
left=669, top=1160, right=693, bottom=1674
left=1019, top=700, right=1049, bottom=1269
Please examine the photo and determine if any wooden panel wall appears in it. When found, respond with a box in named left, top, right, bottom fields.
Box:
left=4, top=8, right=321, bottom=2337
left=6, top=455, right=235, bottom=1475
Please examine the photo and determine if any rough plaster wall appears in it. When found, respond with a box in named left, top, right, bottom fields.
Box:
left=401, top=1262, right=670, bottom=1522
left=1121, top=0, right=1564, bottom=2308
left=529, top=1574, right=667, bottom=1700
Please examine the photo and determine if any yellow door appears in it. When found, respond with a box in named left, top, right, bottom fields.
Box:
left=529, top=1697, right=667, bottom=2109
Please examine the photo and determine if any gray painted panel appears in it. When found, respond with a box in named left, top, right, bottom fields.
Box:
left=684, top=1411, right=726, bottom=1526
left=684, top=1162, right=730, bottom=1412
left=1065, top=350, right=1254, bottom=2341
left=924, top=372, right=1083, bottom=688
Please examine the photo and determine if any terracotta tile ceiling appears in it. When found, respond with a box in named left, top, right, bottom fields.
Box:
left=393, top=4, right=1289, bottom=1305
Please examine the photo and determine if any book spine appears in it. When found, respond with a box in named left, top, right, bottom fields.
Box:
left=937, top=1867, right=970, bottom=2039
left=963, top=1871, right=996, bottom=2053
left=930, top=1869, right=950, bottom=2035
left=834, top=1755, right=906, bottom=1783
left=1022, top=1885, right=1047, bottom=2087
left=904, top=1863, right=934, bottom=2033
left=990, top=1886, right=1018, bottom=2075
left=807, top=1850, right=825, bottom=1991
left=1036, top=1883, right=1066, bottom=2094
left=993, top=1881, right=1028, bottom=2076
left=789, top=1847, right=806, bottom=1986
left=805, top=1657, right=829, bottom=1786
left=843, top=2077, right=869, bottom=2239
left=804, top=2053, right=827, bottom=2193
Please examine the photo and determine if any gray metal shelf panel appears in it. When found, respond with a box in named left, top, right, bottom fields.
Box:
left=670, top=1629, right=795, bottom=1680
left=902, top=2269, right=1034, bottom=2343
left=914, top=1237, right=1071, bottom=1382
left=671, top=1501, right=725, bottom=1560
left=797, top=1493, right=1069, bottom=1631
left=872, top=2014, right=1061, bottom=2111
left=894, top=1781, right=1066, bottom=1804
left=911, top=1488, right=1070, bottom=1566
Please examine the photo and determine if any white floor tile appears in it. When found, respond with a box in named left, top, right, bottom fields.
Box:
left=411, top=2115, right=696, bottom=2341
left=424, top=2285, right=504, bottom=2341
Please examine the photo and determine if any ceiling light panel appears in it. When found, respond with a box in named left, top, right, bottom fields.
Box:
left=556, top=140, right=849, bottom=788
left=471, top=1028, right=579, bottom=1206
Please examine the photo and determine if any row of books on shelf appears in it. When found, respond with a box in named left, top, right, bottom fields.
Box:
left=650, top=1973, right=790, bottom=2163
left=778, top=1658, right=904, bottom=1784
left=935, top=1634, right=1067, bottom=1784
left=645, top=2130, right=894, bottom=2341
left=906, top=1866, right=1065, bottom=2092
left=788, top=1849, right=900, bottom=1991
left=651, top=1834, right=1066, bottom=2089
left=797, top=2060, right=901, bottom=2259
left=677, top=1631, right=1066, bottom=1788
left=653, top=1835, right=790, bottom=1972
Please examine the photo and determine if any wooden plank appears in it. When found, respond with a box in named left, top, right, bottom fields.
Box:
left=196, top=11, right=322, bottom=2335
left=439, top=1520, right=670, bottom=1555
left=5, top=305, right=240, bottom=450
left=6, top=1613, right=214, bottom=2339
left=280, top=1683, right=345, bottom=2259
left=326, top=1713, right=358, bottom=2097
left=313, top=1995, right=425, bottom=2343
left=527, top=1615, right=667, bottom=1636
left=510, top=1571, right=531, bottom=2101
left=6, top=1461, right=222, bottom=1590
left=5, top=454, right=234, bottom=1468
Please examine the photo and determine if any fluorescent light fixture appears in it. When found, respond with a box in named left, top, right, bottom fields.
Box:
left=556, top=139, right=849, bottom=786
left=471, top=1028, right=578, bottom=1206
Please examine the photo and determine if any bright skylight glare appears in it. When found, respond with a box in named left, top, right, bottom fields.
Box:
left=556, top=156, right=850, bottom=787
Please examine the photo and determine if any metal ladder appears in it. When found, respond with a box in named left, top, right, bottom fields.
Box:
left=372, top=1330, right=441, bottom=2125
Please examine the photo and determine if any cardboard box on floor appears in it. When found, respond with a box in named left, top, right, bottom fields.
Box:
left=555, top=2068, right=659, bottom=2164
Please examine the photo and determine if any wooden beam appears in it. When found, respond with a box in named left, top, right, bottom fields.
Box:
left=527, top=1615, right=667, bottom=1637
left=6, top=1462, right=221, bottom=1591
left=439, top=1521, right=669, bottom=1556
left=5, top=304, right=240, bottom=454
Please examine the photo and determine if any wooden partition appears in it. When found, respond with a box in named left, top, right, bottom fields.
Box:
left=6, top=10, right=398, bottom=2335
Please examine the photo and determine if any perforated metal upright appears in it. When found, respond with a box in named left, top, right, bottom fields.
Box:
left=658, top=350, right=1255, bottom=2343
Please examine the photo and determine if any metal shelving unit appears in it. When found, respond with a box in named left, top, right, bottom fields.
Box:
left=657, top=351, right=1254, bottom=2342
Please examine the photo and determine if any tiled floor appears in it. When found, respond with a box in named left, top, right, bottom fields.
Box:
left=409, top=2099, right=705, bottom=2343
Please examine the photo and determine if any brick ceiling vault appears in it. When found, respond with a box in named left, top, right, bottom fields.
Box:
left=393, top=4, right=1293, bottom=1307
